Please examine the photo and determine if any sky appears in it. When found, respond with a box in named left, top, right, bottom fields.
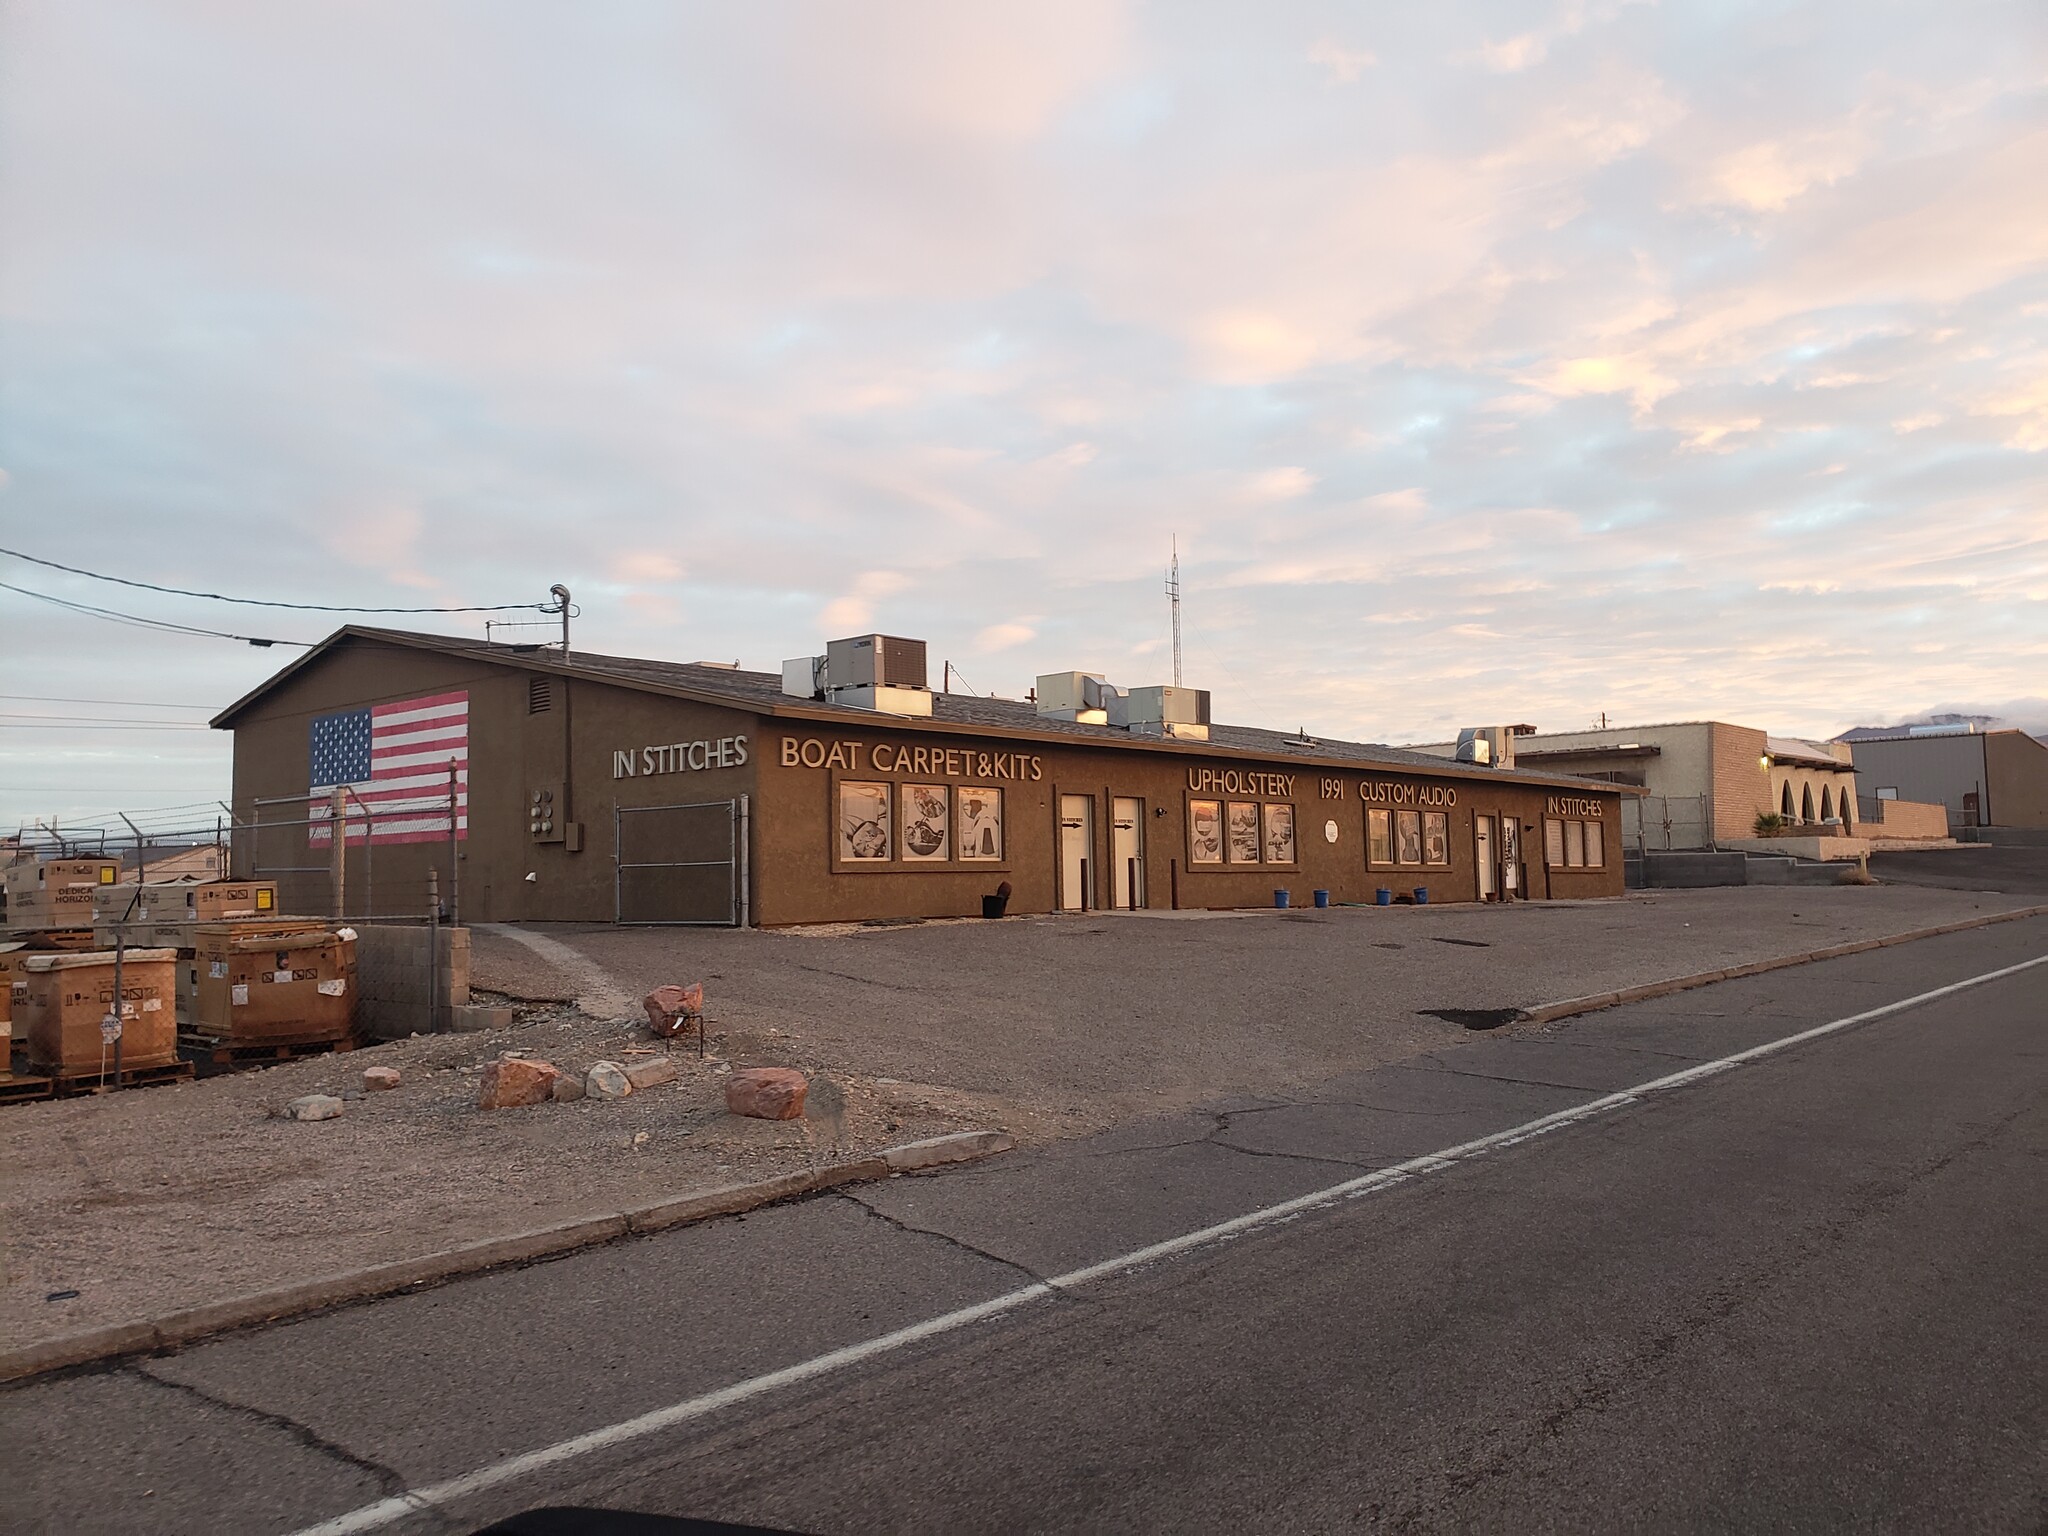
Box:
left=3, top=0, right=2046, bottom=831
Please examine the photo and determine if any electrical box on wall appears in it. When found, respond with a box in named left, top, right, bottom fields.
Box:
left=528, top=783, right=565, bottom=843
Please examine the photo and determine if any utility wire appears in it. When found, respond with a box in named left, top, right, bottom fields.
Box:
left=0, top=581, right=311, bottom=647
left=0, top=694, right=216, bottom=709
left=0, top=546, right=552, bottom=613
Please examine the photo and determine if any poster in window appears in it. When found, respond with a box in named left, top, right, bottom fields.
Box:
left=1368, top=807, right=1392, bottom=865
left=1262, top=803, right=1297, bottom=863
left=955, top=787, right=1003, bottom=861
left=900, top=784, right=950, bottom=861
left=1189, top=799, right=1223, bottom=864
left=1586, top=819, right=1605, bottom=868
left=838, top=782, right=890, bottom=861
left=1422, top=811, right=1449, bottom=866
left=1227, top=802, right=1262, bottom=863
left=1395, top=809, right=1423, bottom=865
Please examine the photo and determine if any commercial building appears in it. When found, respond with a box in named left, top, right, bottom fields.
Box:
left=1406, top=721, right=1857, bottom=849
left=212, top=626, right=1629, bottom=925
left=1836, top=725, right=2048, bottom=832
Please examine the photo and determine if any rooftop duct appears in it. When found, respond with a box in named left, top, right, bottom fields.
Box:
left=1455, top=726, right=1516, bottom=769
left=1034, top=671, right=1115, bottom=725
left=1124, top=685, right=1211, bottom=742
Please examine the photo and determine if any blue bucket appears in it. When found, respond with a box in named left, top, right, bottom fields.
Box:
left=1414, top=887, right=1429, bottom=904
left=1375, top=888, right=1392, bottom=906
left=1313, top=889, right=1330, bottom=909
left=1274, top=889, right=1290, bottom=908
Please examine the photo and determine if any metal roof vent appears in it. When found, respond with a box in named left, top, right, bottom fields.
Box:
left=783, top=634, right=934, bottom=717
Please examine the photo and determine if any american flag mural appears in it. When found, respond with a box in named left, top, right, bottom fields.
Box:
left=308, top=690, right=469, bottom=844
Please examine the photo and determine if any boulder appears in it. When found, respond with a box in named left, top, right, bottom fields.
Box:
left=621, top=1056, right=679, bottom=1091
left=551, top=1073, right=585, bottom=1102
left=477, top=1057, right=561, bottom=1109
left=725, top=1066, right=808, bottom=1121
left=643, top=982, right=704, bottom=1037
left=362, top=1066, right=401, bottom=1092
left=585, top=1061, right=632, bottom=1100
left=286, top=1094, right=344, bottom=1122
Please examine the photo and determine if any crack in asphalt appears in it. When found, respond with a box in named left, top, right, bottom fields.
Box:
left=837, top=1191, right=1063, bottom=1292
left=129, top=1363, right=441, bottom=1526
left=1398, top=1057, right=1607, bottom=1094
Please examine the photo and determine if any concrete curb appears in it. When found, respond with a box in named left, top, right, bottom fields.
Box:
left=1518, top=905, right=2048, bottom=1025
left=0, top=1130, right=1015, bottom=1387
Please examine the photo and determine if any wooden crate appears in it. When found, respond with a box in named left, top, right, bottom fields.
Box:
left=15, top=949, right=180, bottom=1075
left=189, top=921, right=356, bottom=1046
left=94, top=880, right=279, bottom=928
left=7, top=886, right=101, bottom=933
left=3, top=858, right=121, bottom=902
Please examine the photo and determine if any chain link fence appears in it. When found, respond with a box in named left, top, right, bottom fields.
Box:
left=1623, top=793, right=1712, bottom=852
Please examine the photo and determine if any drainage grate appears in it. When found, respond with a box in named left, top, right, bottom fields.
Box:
left=1420, top=1007, right=1522, bottom=1030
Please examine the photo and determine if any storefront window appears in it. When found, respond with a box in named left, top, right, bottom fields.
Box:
left=1262, top=803, right=1296, bottom=864
left=1227, top=802, right=1261, bottom=863
left=1395, top=809, right=1423, bottom=865
left=839, top=782, right=890, bottom=861
left=1189, top=799, right=1223, bottom=864
left=956, top=787, right=1003, bottom=861
left=900, top=784, right=950, bottom=861
left=1368, top=807, right=1392, bottom=866
left=1545, top=817, right=1604, bottom=870
left=1422, top=811, right=1449, bottom=867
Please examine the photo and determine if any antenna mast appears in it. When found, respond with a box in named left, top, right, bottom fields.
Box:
left=1166, top=537, right=1183, bottom=689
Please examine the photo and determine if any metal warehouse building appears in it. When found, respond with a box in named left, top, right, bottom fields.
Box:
left=213, top=626, right=1629, bottom=925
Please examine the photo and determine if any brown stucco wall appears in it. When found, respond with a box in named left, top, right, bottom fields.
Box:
left=226, top=638, right=1625, bottom=926
left=754, top=719, right=1623, bottom=924
left=224, top=642, right=760, bottom=923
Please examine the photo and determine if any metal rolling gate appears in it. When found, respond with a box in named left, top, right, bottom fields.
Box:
left=1624, top=793, right=1711, bottom=852
left=615, top=796, right=750, bottom=925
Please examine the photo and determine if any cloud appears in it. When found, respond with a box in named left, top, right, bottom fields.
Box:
left=1307, top=38, right=1377, bottom=85
left=3, top=0, right=2046, bottom=821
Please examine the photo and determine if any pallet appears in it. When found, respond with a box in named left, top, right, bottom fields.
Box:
left=46, top=1059, right=195, bottom=1097
left=180, top=1032, right=358, bottom=1065
left=0, top=1071, right=55, bottom=1105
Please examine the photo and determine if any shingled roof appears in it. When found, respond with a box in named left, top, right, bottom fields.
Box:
left=214, top=625, right=1631, bottom=794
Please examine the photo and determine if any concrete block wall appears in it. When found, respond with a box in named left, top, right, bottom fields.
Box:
left=353, top=924, right=471, bottom=1040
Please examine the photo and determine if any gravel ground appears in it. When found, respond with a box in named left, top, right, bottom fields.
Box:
left=3, top=881, right=2028, bottom=1352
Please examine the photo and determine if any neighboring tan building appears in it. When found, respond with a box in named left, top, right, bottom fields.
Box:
left=210, top=625, right=1630, bottom=925
left=1837, top=726, right=2048, bottom=831
left=1407, top=722, right=1857, bottom=849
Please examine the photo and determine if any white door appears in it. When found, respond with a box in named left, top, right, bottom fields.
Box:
left=1111, top=797, right=1144, bottom=909
left=1475, top=816, right=1497, bottom=900
left=1060, top=795, right=1094, bottom=911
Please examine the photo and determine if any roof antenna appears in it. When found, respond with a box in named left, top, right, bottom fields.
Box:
left=1166, top=536, right=1183, bottom=689
left=549, top=584, right=571, bottom=658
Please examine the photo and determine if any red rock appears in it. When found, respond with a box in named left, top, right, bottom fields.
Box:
left=362, top=1066, right=401, bottom=1092
left=644, top=982, right=704, bottom=1037
left=725, top=1066, right=808, bottom=1121
left=477, top=1057, right=561, bottom=1109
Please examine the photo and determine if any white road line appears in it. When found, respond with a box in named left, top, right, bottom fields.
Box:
left=291, top=951, right=2048, bottom=1536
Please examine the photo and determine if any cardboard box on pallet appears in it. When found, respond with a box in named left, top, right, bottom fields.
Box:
left=0, top=940, right=26, bottom=1039
left=4, top=859, right=122, bottom=901
left=16, top=949, right=180, bottom=1074
left=94, top=880, right=278, bottom=926
left=190, top=920, right=356, bottom=1045
left=7, top=885, right=101, bottom=933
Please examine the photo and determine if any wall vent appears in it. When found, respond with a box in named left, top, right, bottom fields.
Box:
left=528, top=676, right=553, bottom=714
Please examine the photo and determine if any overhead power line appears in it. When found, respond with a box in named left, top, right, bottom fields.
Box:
left=0, top=545, right=552, bottom=614
left=0, top=581, right=311, bottom=647
left=0, top=694, right=216, bottom=709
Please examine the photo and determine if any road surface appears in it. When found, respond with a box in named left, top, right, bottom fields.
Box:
left=4, top=917, right=2044, bottom=1534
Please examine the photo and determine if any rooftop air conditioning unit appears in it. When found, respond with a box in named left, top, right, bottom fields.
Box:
left=1035, top=671, right=1112, bottom=725
left=1455, top=726, right=1515, bottom=769
left=826, top=634, right=928, bottom=691
left=823, top=634, right=934, bottom=717
left=1125, top=685, right=1211, bottom=742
